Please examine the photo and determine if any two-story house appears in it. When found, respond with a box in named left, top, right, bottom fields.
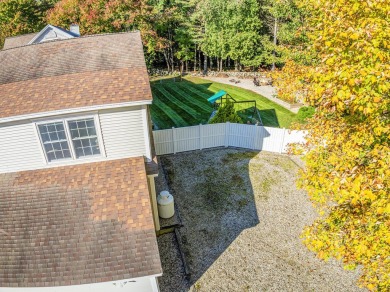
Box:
left=0, top=25, right=162, bottom=291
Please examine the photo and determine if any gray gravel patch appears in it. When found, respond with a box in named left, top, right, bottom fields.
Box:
left=156, top=148, right=365, bottom=292
left=157, top=233, right=189, bottom=292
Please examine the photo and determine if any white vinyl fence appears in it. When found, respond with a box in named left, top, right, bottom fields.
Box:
left=152, top=123, right=306, bottom=155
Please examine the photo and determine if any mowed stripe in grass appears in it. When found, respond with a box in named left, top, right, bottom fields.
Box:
left=151, top=95, right=188, bottom=128
left=151, top=81, right=214, bottom=129
left=164, top=83, right=212, bottom=113
left=151, top=91, right=185, bottom=129
left=153, top=86, right=202, bottom=123
left=150, top=77, right=296, bottom=129
left=179, top=80, right=214, bottom=99
left=176, top=81, right=212, bottom=100
left=149, top=101, right=177, bottom=129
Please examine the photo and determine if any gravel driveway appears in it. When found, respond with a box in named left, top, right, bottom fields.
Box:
left=156, top=148, right=364, bottom=292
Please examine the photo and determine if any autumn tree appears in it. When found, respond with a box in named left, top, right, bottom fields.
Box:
left=46, top=0, right=162, bottom=65
left=285, top=0, right=390, bottom=290
left=0, top=0, right=56, bottom=48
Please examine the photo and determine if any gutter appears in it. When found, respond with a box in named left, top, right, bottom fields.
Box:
left=0, top=100, right=152, bottom=125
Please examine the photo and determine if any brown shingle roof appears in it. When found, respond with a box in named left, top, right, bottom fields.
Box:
left=0, top=158, right=162, bottom=287
left=2, top=33, right=37, bottom=50
left=0, top=67, right=151, bottom=119
left=0, top=31, right=152, bottom=119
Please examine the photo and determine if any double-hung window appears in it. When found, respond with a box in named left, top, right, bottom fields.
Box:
left=68, top=119, right=101, bottom=158
left=37, top=116, right=103, bottom=163
left=38, top=122, right=72, bottom=162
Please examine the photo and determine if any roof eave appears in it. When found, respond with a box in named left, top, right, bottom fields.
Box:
left=0, top=100, right=152, bottom=124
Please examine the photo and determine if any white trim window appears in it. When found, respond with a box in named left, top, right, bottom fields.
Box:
left=37, top=122, right=72, bottom=162
left=68, top=119, right=101, bottom=158
left=36, top=116, right=104, bottom=163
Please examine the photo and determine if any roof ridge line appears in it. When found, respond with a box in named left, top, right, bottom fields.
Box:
left=1, top=30, right=141, bottom=52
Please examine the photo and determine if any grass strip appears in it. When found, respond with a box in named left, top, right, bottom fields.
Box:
left=150, top=104, right=176, bottom=129
left=175, top=82, right=214, bottom=104
left=161, top=83, right=213, bottom=113
left=152, top=86, right=200, bottom=125
left=152, top=86, right=202, bottom=121
left=152, top=95, right=188, bottom=128
left=179, top=80, right=216, bottom=99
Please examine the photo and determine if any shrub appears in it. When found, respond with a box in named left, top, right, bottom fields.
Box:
left=209, top=101, right=243, bottom=124
left=295, top=106, right=315, bottom=123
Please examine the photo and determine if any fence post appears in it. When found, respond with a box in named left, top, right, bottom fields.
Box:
left=279, top=128, right=287, bottom=154
left=225, top=122, right=230, bottom=147
left=199, top=124, right=203, bottom=150
left=172, top=127, right=177, bottom=154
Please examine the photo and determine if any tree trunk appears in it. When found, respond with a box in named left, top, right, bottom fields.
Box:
left=170, top=53, right=174, bottom=72
left=210, top=57, right=213, bottom=70
left=163, top=50, right=171, bottom=72
left=203, top=53, right=208, bottom=75
left=234, top=59, right=242, bottom=71
left=198, top=50, right=201, bottom=72
left=194, top=45, right=197, bottom=72
left=186, top=60, right=188, bottom=72
left=165, top=28, right=174, bottom=73
left=170, top=42, right=174, bottom=72
left=272, top=17, right=278, bottom=71
left=220, top=58, right=223, bottom=71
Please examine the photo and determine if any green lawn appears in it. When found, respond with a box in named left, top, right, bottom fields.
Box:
left=150, top=76, right=296, bottom=129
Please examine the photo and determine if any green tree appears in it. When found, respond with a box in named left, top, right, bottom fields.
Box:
left=151, top=0, right=197, bottom=72
left=194, top=0, right=263, bottom=70
left=228, top=0, right=263, bottom=68
left=260, top=0, right=309, bottom=69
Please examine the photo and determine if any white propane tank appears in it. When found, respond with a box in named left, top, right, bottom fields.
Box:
left=157, top=191, right=175, bottom=219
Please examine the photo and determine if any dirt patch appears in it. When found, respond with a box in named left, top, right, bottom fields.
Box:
left=157, top=148, right=364, bottom=292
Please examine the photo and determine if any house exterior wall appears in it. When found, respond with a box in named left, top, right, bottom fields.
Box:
left=0, top=122, right=44, bottom=173
left=1, top=276, right=160, bottom=292
left=0, top=106, right=151, bottom=174
left=99, top=107, right=147, bottom=159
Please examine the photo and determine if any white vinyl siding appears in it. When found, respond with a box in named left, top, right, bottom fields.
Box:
left=0, top=107, right=149, bottom=173
left=0, top=123, right=46, bottom=173
left=99, top=107, right=147, bottom=159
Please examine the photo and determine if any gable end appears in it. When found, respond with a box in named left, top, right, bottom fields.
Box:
left=28, top=25, right=78, bottom=45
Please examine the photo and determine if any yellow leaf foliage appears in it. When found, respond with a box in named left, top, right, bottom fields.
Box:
left=272, top=60, right=310, bottom=104
left=286, top=0, right=390, bottom=290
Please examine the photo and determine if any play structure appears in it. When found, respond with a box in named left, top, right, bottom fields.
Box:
left=207, top=90, right=263, bottom=125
